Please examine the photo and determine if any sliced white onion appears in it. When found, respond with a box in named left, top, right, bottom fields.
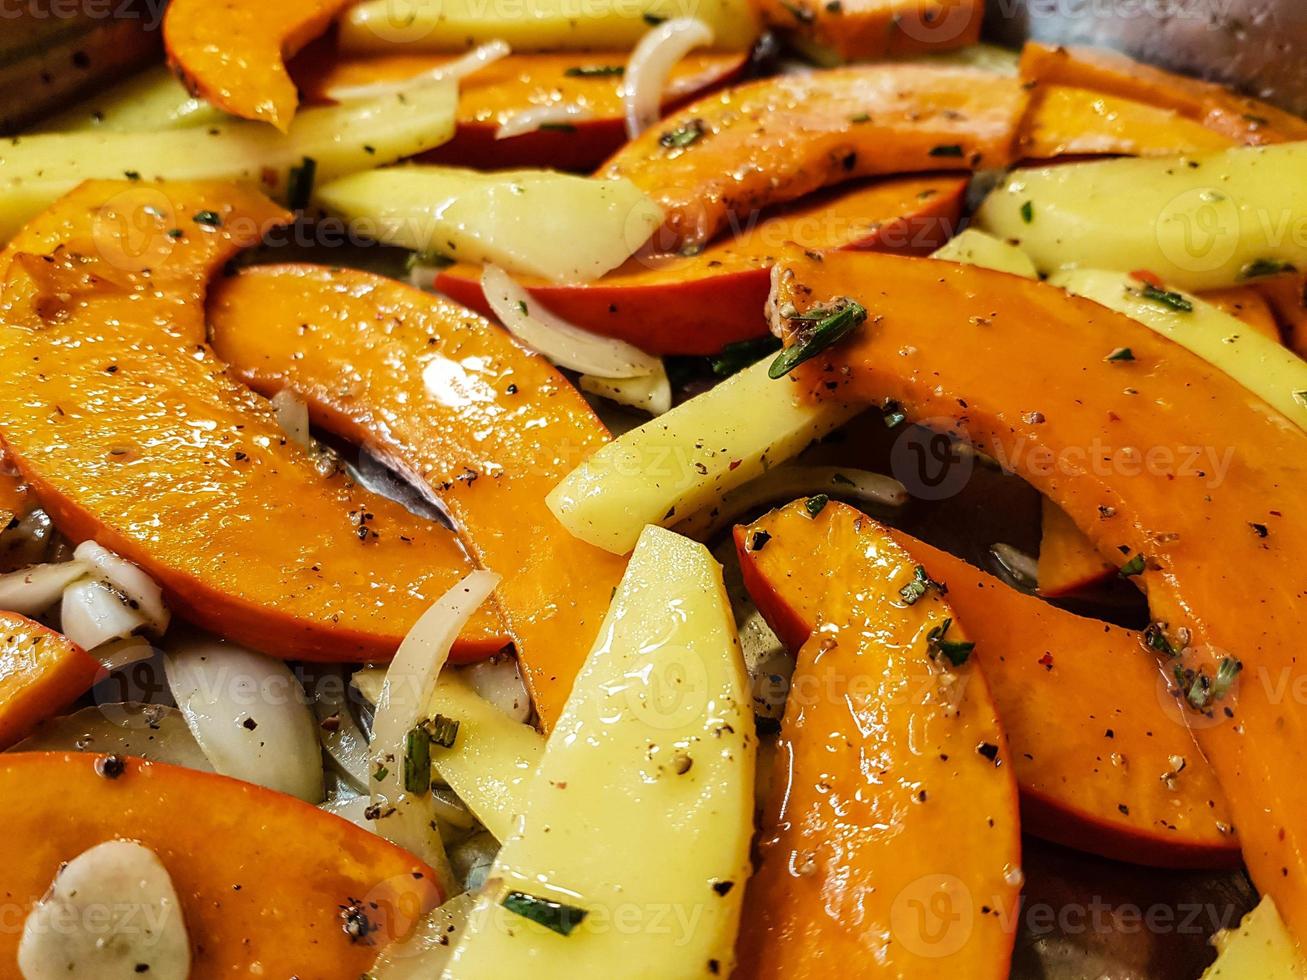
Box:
left=623, top=18, right=714, bottom=139
left=18, top=841, right=191, bottom=980
left=370, top=570, right=499, bottom=890
left=14, top=703, right=213, bottom=772
left=72, top=540, right=169, bottom=634
left=495, top=103, right=595, bottom=140
left=163, top=637, right=325, bottom=803
left=321, top=792, right=372, bottom=832
left=60, top=578, right=151, bottom=651
left=271, top=388, right=312, bottom=450
left=991, top=542, right=1040, bottom=591
left=0, top=559, right=89, bottom=617
left=481, top=264, right=660, bottom=378
left=327, top=39, right=511, bottom=102
left=368, top=893, right=474, bottom=979
left=0, top=508, right=55, bottom=571
left=461, top=655, right=531, bottom=725
left=675, top=466, right=910, bottom=541
left=580, top=363, right=672, bottom=416
left=310, top=667, right=372, bottom=792
left=92, top=636, right=156, bottom=672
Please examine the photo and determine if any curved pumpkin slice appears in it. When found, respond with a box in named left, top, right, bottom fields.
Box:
left=0, top=753, right=440, bottom=977
left=0, top=181, right=502, bottom=662
left=294, top=50, right=748, bottom=172
left=1018, top=84, right=1236, bottom=159
left=1037, top=497, right=1115, bottom=597
left=436, top=175, right=966, bottom=355
left=736, top=505, right=1239, bottom=868
left=598, top=64, right=1027, bottom=249
left=734, top=500, right=1020, bottom=979
left=0, top=614, right=101, bottom=749
left=754, top=0, right=982, bottom=65
left=1019, top=42, right=1307, bottom=146
left=771, top=248, right=1307, bottom=941
left=164, top=0, right=351, bottom=131
left=208, top=264, right=625, bottom=729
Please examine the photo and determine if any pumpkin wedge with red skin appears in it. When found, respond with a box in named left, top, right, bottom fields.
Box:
left=435, top=174, right=966, bottom=355
left=0, top=753, right=441, bottom=977
left=0, top=614, right=101, bottom=749
left=752, top=0, right=982, bottom=65
left=734, top=500, right=1020, bottom=979
left=771, top=247, right=1307, bottom=942
left=599, top=64, right=1026, bottom=249
left=0, top=181, right=504, bottom=663
left=209, top=264, right=624, bottom=729
left=736, top=505, right=1239, bottom=868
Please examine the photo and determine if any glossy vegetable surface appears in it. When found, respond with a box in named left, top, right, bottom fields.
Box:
left=737, top=501, right=1239, bottom=868
left=209, top=264, right=625, bottom=727
left=0, top=753, right=441, bottom=978
left=1037, top=497, right=1114, bottom=596
left=753, top=0, right=982, bottom=65
left=772, top=247, right=1307, bottom=942
left=0, top=612, right=100, bottom=749
left=734, top=501, right=1020, bottom=978
left=0, top=182, right=502, bottom=662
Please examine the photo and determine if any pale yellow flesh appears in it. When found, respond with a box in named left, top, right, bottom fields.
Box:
left=30, top=64, right=224, bottom=133
left=0, top=81, right=456, bottom=241
left=340, top=0, right=760, bottom=52
left=370, top=893, right=474, bottom=980
left=445, top=525, right=754, bottom=979
left=932, top=227, right=1039, bottom=278
left=976, top=143, right=1307, bottom=291
left=1051, top=268, right=1307, bottom=430
left=352, top=668, right=543, bottom=843
left=315, top=166, right=663, bottom=283
left=548, top=358, right=860, bottom=554
left=1202, top=896, right=1307, bottom=979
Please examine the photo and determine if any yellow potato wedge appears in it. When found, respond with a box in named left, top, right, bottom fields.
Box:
left=933, top=227, right=1039, bottom=278
left=1202, top=897, right=1307, bottom=979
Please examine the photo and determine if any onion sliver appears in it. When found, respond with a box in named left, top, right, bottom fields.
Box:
left=271, top=388, right=312, bottom=450
left=481, top=264, right=660, bottom=378
left=462, top=656, right=532, bottom=725
left=61, top=578, right=151, bottom=651
left=367, top=893, right=474, bottom=979
left=164, top=637, right=325, bottom=803
left=370, top=570, right=499, bottom=889
left=991, top=542, right=1040, bottom=591
left=623, top=18, right=714, bottom=139
left=310, top=667, right=372, bottom=792
left=73, top=540, right=169, bottom=633
left=495, top=103, right=594, bottom=140
left=327, top=40, right=511, bottom=102
left=675, top=465, right=909, bottom=541
left=580, top=364, right=672, bottom=416
left=14, top=703, right=213, bottom=771
left=0, top=560, right=89, bottom=617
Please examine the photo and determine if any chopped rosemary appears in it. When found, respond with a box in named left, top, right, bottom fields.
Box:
left=849, top=112, right=871, bottom=124
left=423, top=713, right=461, bottom=749
left=900, top=564, right=946, bottom=605
left=768, top=297, right=868, bottom=379
left=405, top=250, right=454, bottom=271
left=659, top=118, right=706, bottom=149
left=564, top=65, right=625, bottom=77
left=193, top=210, right=222, bottom=229
left=1139, top=282, right=1193, bottom=313
left=1142, top=622, right=1178, bottom=657
left=927, top=617, right=974, bottom=666
left=1239, top=258, right=1296, bottom=280
left=287, top=156, right=317, bottom=211
left=402, top=726, right=431, bottom=794
left=502, top=891, right=589, bottom=936
left=1119, top=553, right=1146, bottom=577
left=709, top=336, right=781, bottom=377
left=928, top=144, right=964, bottom=158
left=1174, top=657, right=1242, bottom=711
left=804, top=494, right=829, bottom=517
left=747, top=529, right=772, bottom=551
left=538, top=122, right=577, bottom=132
left=372, top=762, right=389, bottom=782
left=1019, top=200, right=1033, bottom=223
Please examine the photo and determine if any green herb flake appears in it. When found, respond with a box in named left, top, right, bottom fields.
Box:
left=1142, top=622, right=1178, bottom=658
left=927, top=617, right=974, bottom=666
left=642, top=12, right=666, bottom=24
left=538, top=122, right=577, bottom=132
left=928, top=144, right=964, bottom=158
left=768, top=297, right=869, bottom=379
left=849, top=112, right=871, bottom=124
left=1174, top=657, right=1242, bottom=712
left=423, top=713, right=461, bottom=749
left=502, top=891, right=589, bottom=936
left=372, top=763, right=389, bottom=782
left=1239, top=258, right=1297, bottom=280
left=1139, top=282, right=1193, bottom=313
left=882, top=400, right=907, bottom=427
left=900, top=564, right=945, bottom=605
left=1294, top=390, right=1307, bottom=409
left=747, top=529, right=772, bottom=552
left=563, top=65, right=625, bottom=77
left=1106, top=346, right=1136, bottom=362
left=193, top=210, right=222, bottom=229
left=123, top=169, right=141, bottom=181
left=402, top=726, right=431, bottom=794
left=659, top=118, right=706, bottom=149
left=804, top=494, right=830, bottom=517
left=287, top=155, right=317, bottom=211
left=1119, top=553, right=1146, bottom=577
left=405, top=250, right=454, bottom=272
left=1019, top=200, right=1033, bottom=224
left=709, top=336, right=782, bottom=377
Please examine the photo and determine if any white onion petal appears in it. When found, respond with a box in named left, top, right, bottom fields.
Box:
left=370, top=570, right=499, bottom=891
left=311, top=668, right=372, bottom=792
left=623, top=18, right=714, bottom=139
left=327, top=40, right=511, bottom=102
left=580, top=364, right=672, bottom=417
left=164, top=637, right=325, bottom=803
left=495, top=103, right=594, bottom=140
left=461, top=655, right=532, bottom=725
left=0, top=560, right=89, bottom=617
left=482, top=264, right=660, bottom=378
left=991, top=542, right=1040, bottom=590
left=14, top=703, right=213, bottom=771
left=60, top=578, right=151, bottom=651
left=72, top=540, right=169, bottom=633
left=271, top=388, right=312, bottom=450
left=367, top=893, right=474, bottom=979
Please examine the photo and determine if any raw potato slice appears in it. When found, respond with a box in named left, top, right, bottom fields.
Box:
left=547, top=358, right=861, bottom=554
left=165, top=0, right=352, bottom=129
left=0, top=753, right=442, bottom=978
left=932, top=227, right=1038, bottom=278
left=0, top=182, right=503, bottom=663
left=735, top=502, right=1020, bottom=978
left=976, top=143, right=1307, bottom=290
left=1202, top=896, right=1307, bottom=978
left=1049, top=268, right=1307, bottom=429
left=315, top=167, right=663, bottom=283
left=737, top=505, right=1238, bottom=868
left=1197, top=285, right=1282, bottom=342
left=447, top=525, right=754, bottom=979
left=32, top=64, right=224, bottom=133
left=0, top=81, right=456, bottom=241
left=769, top=247, right=1307, bottom=944
left=599, top=64, right=1028, bottom=249
left=0, top=611, right=100, bottom=749
left=340, top=0, right=760, bottom=53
